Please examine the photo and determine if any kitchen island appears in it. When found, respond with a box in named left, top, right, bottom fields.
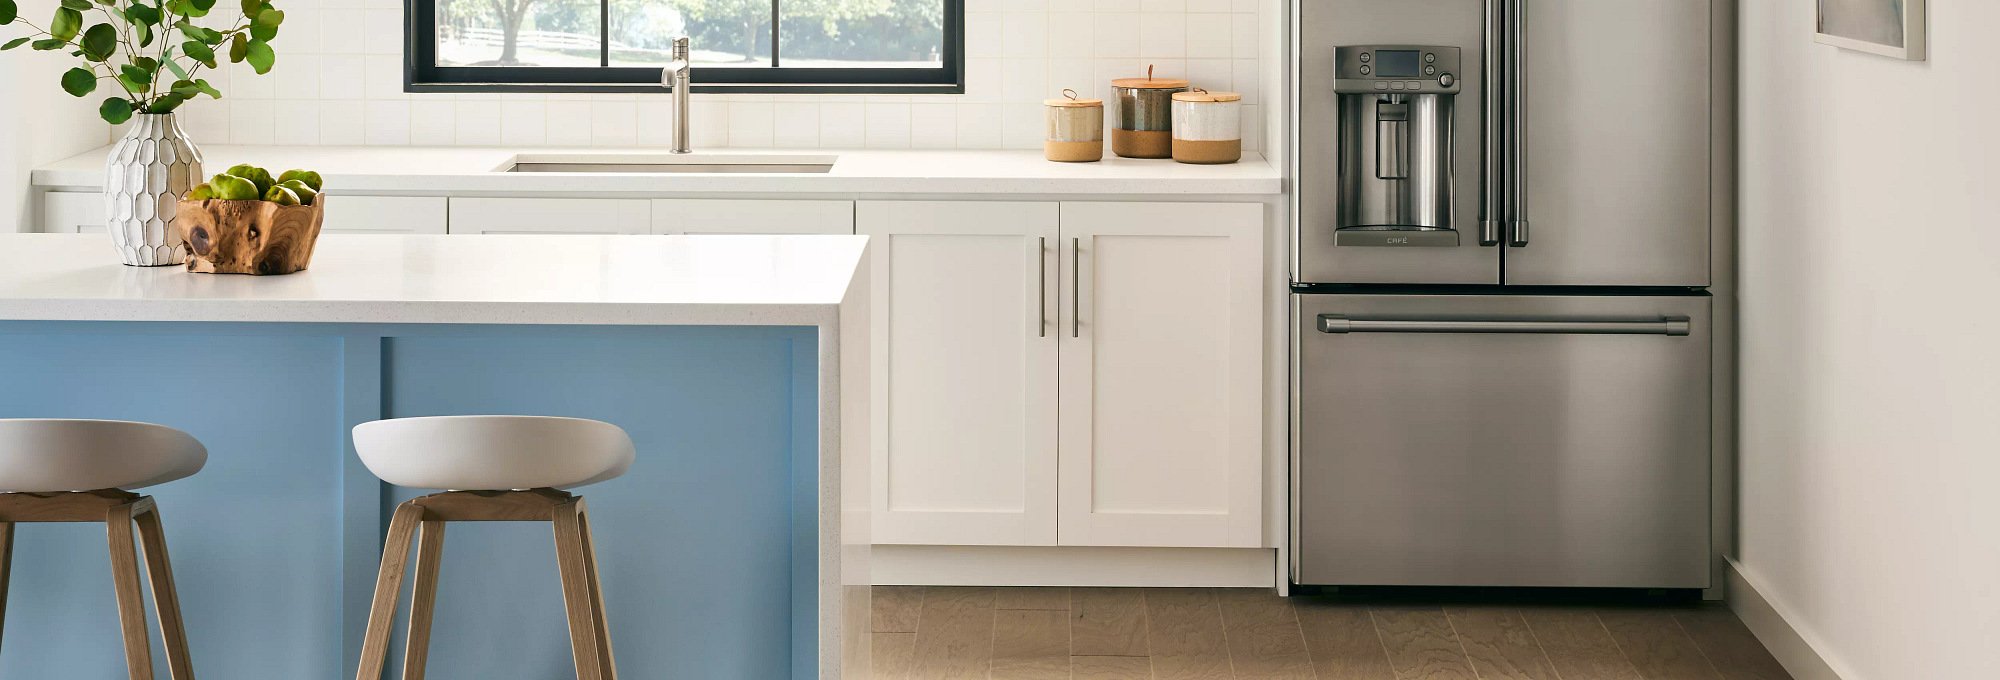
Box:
left=0, top=233, right=869, bottom=680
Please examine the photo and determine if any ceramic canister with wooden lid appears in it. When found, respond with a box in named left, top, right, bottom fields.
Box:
left=1044, top=89, right=1104, bottom=162
left=1109, top=74, right=1189, bottom=159
left=1171, top=90, right=1243, bottom=164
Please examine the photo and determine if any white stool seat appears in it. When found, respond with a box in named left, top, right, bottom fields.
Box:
left=0, top=419, right=207, bottom=493
left=352, top=416, right=634, bottom=490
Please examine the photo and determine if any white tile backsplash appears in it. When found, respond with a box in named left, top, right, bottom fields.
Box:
left=188, top=1, right=1273, bottom=151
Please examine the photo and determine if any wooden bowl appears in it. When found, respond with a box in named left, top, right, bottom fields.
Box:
left=174, top=197, right=326, bottom=275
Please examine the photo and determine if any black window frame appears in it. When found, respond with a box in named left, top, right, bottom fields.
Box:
left=405, top=0, right=964, bottom=94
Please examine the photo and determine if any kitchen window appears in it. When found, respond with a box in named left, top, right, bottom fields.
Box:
left=406, top=0, right=964, bottom=93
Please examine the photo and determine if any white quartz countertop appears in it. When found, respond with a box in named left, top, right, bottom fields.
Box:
left=34, top=145, right=1282, bottom=196
left=0, top=233, right=867, bottom=326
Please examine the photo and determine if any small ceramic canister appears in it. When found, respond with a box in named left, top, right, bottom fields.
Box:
left=1044, top=89, right=1104, bottom=163
left=1109, top=68, right=1189, bottom=159
left=1171, top=89, right=1243, bottom=164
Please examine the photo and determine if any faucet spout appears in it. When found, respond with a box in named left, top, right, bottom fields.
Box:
left=664, top=37, right=692, bottom=154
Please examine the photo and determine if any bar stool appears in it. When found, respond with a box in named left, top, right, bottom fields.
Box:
left=0, top=419, right=206, bottom=680
left=351, top=415, right=634, bottom=680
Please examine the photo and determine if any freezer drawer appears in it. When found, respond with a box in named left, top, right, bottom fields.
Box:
left=1293, top=294, right=1711, bottom=588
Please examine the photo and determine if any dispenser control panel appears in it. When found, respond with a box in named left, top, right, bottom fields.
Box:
left=1334, top=45, right=1462, bottom=94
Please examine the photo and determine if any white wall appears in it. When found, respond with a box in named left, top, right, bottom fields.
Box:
left=169, top=0, right=1285, bottom=152
left=1737, top=3, right=2000, bottom=679
left=0, top=0, right=110, bottom=231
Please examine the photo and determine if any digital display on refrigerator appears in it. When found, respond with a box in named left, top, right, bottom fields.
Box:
left=1372, top=50, right=1420, bottom=77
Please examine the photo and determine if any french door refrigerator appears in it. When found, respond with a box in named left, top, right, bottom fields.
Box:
left=1290, top=0, right=1727, bottom=589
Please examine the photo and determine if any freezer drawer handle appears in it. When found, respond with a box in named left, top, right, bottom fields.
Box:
left=1317, top=314, right=1692, bottom=336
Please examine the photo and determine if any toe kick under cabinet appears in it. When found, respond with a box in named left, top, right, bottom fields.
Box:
left=859, top=200, right=1265, bottom=549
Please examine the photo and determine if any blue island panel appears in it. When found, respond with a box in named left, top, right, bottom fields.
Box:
left=0, top=322, right=819, bottom=680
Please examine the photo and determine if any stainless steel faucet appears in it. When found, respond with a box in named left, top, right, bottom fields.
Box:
left=662, top=37, right=692, bottom=154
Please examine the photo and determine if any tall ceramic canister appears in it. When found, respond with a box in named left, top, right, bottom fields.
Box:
left=1170, top=90, right=1243, bottom=164
left=1044, top=89, right=1104, bottom=162
left=1109, top=68, right=1188, bottom=159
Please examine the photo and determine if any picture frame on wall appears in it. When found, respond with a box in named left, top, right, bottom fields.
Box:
left=1815, top=0, right=1927, bottom=60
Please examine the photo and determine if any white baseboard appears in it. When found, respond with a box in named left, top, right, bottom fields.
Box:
left=1725, top=559, right=1851, bottom=680
left=871, top=545, right=1278, bottom=588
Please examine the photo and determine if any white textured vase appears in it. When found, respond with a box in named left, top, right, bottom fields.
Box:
left=104, top=113, right=204, bottom=266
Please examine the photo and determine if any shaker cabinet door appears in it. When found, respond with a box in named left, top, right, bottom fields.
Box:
left=1056, top=202, right=1264, bottom=548
left=858, top=201, right=1060, bottom=546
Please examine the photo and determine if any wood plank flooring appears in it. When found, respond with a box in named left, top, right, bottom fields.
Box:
left=870, top=586, right=1792, bottom=680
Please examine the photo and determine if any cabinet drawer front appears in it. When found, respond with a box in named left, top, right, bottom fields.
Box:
left=1294, top=293, right=1712, bottom=588
left=320, top=196, right=447, bottom=234
left=653, top=199, right=853, bottom=235
left=448, top=198, right=650, bottom=235
left=859, top=201, right=1060, bottom=546
left=42, top=192, right=106, bottom=234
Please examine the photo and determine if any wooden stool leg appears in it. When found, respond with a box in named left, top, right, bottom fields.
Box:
left=106, top=502, right=154, bottom=680
left=400, top=519, right=447, bottom=680
left=552, top=500, right=605, bottom=680
left=0, top=521, right=13, bottom=655
left=576, top=504, right=617, bottom=680
left=133, top=502, right=196, bottom=680
left=355, top=502, right=425, bottom=680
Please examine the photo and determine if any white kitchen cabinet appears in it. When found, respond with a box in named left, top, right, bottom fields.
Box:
left=447, top=198, right=650, bottom=235
left=859, top=200, right=1265, bottom=550
left=40, top=191, right=105, bottom=234
left=859, top=201, right=1060, bottom=546
left=320, top=195, right=447, bottom=234
left=1057, top=202, right=1264, bottom=548
left=652, top=199, right=853, bottom=235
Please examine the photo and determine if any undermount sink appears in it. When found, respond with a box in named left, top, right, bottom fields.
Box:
left=502, top=153, right=836, bottom=174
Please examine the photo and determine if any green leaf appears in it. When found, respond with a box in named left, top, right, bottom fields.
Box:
left=132, top=55, right=157, bottom=72
left=59, top=0, right=88, bottom=10
left=0, top=0, right=17, bottom=26
left=249, top=8, right=280, bottom=40
left=244, top=38, right=272, bottom=74
left=124, top=2, right=158, bottom=24
left=227, top=32, right=246, bottom=62
left=145, top=91, right=189, bottom=113
left=118, top=63, right=151, bottom=91
left=164, top=57, right=188, bottom=80
left=50, top=6, right=81, bottom=41
left=192, top=77, right=219, bottom=98
left=191, top=0, right=214, bottom=13
left=98, top=97, right=133, bottom=124
left=0, top=37, right=29, bottom=50
left=134, top=20, right=151, bottom=47
left=181, top=40, right=213, bottom=66
left=175, top=20, right=220, bottom=43
left=238, top=0, right=257, bottom=18
left=79, top=22, right=114, bottom=59
left=30, top=38, right=65, bottom=50
left=60, top=67, right=96, bottom=96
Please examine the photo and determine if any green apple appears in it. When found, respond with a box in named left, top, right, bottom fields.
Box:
left=277, top=169, right=322, bottom=191
left=264, top=185, right=302, bottom=206
left=278, top=179, right=317, bottom=206
left=225, top=164, right=275, bottom=194
left=209, top=173, right=260, bottom=201
left=185, top=183, right=216, bottom=200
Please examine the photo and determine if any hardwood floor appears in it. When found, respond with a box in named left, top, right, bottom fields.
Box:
left=870, top=586, right=1793, bottom=680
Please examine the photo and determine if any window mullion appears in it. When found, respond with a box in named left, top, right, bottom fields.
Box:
left=770, top=0, right=781, bottom=67
left=600, top=0, right=610, bottom=67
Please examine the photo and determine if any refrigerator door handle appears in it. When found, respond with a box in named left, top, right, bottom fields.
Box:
left=1479, top=0, right=1504, bottom=247
left=1506, top=0, right=1530, bottom=247
left=1317, top=314, right=1692, bottom=337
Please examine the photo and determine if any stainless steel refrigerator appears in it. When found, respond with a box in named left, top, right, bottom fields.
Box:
left=1290, top=0, right=1730, bottom=589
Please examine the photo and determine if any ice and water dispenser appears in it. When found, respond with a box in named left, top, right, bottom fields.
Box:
left=1333, top=45, right=1462, bottom=246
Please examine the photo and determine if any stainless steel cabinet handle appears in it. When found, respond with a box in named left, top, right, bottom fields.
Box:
left=1479, top=0, right=1504, bottom=247
left=1505, top=0, right=1529, bottom=247
left=1070, top=237, right=1082, bottom=338
left=1318, top=315, right=1692, bottom=336
left=1035, top=236, right=1047, bottom=338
